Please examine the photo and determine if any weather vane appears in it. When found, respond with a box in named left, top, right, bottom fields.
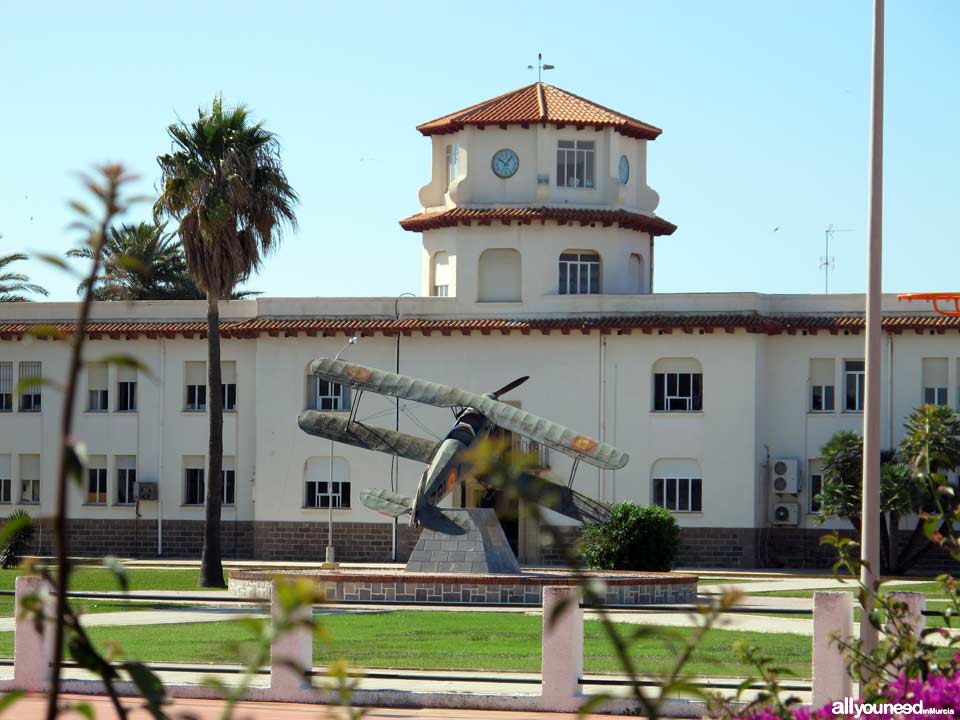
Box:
left=528, top=53, right=555, bottom=83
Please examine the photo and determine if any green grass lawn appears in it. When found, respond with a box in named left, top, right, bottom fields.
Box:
left=0, top=567, right=223, bottom=593
left=0, top=612, right=812, bottom=678
left=754, top=581, right=951, bottom=601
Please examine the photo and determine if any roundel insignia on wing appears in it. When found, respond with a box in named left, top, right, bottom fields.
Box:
left=345, top=365, right=373, bottom=382
left=570, top=436, right=598, bottom=453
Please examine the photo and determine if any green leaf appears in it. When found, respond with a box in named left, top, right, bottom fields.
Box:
left=68, top=635, right=117, bottom=680
left=97, top=354, right=156, bottom=381
left=577, top=693, right=611, bottom=716
left=35, top=253, right=78, bottom=275
left=27, top=324, right=65, bottom=340
left=122, top=661, right=170, bottom=718
left=65, top=702, right=95, bottom=720
left=65, top=441, right=88, bottom=488
left=0, top=690, right=25, bottom=717
left=13, top=376, right=62, bottom=395
left=102, top=557, right=129, bottom=593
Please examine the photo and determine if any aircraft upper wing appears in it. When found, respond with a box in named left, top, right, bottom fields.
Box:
left=308, top=359, right=628, bottom=470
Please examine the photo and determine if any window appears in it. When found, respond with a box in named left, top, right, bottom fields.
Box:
left=221, top=361, right=237, bottom=411
left=556, top=140, right=595, bottom=188
left=559, top=252, right=600, bottom=295
left=185, top=361, right=206, bottom=411
left=117, top=366, right=136, bottom=411
left=844, top=360, right=865, bottom=412
left=653, top=362, right=703, bottom=412
left=116, top=456, right=137, bottom=505
left=477, top=248, right=522, bottom=302
left=922, top=358, right=948, bottom=406
left=652, top=478, right=702, bottom=512
left=86, top=459, right=107, bottom=505
left=20, top=454, right=40, bottom=504
left=183, top=460, right=205, bottom=505
left=432, top=252, right=450, bottom=297
left=222, top=456, right=235, bottom=506
left=0, top=362, right=12, bottom=411
left=809, top=460, right=823, bottom=513
left=0, top=455, right=10, bottom=504
left=87, top=363, right=108, bottom=412
left=304, top=457, right=351, bottom=508
left=446, top=144, right=463, bottom=188
left=810, top=358, right=836, bottom=412
left=19, top=361, right=41, bottom=411
left=307, top=377, right=348, bottom=411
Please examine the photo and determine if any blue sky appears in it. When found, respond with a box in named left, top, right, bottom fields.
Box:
left=1, top=1, right=957, bottom=302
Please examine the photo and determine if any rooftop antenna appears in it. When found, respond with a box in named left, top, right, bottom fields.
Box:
left=820, top=224, right=854, bottom=293
left=528, top=53, right=555, bottom=83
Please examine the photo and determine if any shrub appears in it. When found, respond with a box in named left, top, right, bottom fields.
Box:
left=579, top=502, right=680, bottom=571
left=1, top=510, right=35, bottom=569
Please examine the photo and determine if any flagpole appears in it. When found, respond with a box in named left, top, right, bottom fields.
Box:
left=860, top=0, right=885, bottom=652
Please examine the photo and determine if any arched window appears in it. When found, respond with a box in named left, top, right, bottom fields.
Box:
left=628, top=253, right=645, bottom=294
left=478, top=249, right=521, bottom=302
left=651, top=458, right=702, bottom=513
left=304, top=457, right=351, bottom=508
left=652, top=358, right=703, bottom=412
left=559, top=250, right=600, bottom=295
left=432, top=252, right=450, bottom=297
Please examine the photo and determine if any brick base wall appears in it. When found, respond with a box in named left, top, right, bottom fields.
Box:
left=18, top=519, right=960, bottom=574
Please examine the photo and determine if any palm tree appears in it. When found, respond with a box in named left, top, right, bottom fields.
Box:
left=0, top=251, right=48, bottom=302
left=155, top=96, right=298, bottom=587
left=68, top=222, right=259, bottom=301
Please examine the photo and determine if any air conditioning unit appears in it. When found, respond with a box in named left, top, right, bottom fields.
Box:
left=137, top=482, right=159, bottom=501
left=771, top=502, right=800, bottom=525
left=770, top=458, right=800, bottom=494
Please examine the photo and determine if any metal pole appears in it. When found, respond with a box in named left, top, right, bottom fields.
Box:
left=860, top=0, right=884, bottom=652
left=325, top=337, right=359, bottom=567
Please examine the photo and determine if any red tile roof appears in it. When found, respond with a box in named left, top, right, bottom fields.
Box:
left=417, top=83, right=662, bottom=140
left=3, top=313, right=959, bottom=341
left=399, top=207, right=678, bottom=236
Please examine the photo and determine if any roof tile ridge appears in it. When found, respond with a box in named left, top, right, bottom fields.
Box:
left=536, top=82, right=546, bottom=121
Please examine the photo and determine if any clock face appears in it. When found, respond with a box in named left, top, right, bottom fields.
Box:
left=619, top=155, right=630, bottom=185
left=491, top=149, right=519, bottom=179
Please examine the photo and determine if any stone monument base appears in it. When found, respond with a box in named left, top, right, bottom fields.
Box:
left=404, top=508, right=522, bottom=574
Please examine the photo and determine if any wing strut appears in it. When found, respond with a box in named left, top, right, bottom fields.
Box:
left=568, top=456, right=580, bottom=488
left=349, top=389, right=363, bottom=424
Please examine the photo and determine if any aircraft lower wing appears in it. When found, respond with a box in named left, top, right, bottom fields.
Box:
left=477, top=471, right=613, bottom=525
left=360, top=488, right=414, bottom=517
left=298, top=411, right=437, bottom=464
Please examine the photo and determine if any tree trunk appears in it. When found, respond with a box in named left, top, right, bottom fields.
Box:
left=199, top=292, right=225, bottom=588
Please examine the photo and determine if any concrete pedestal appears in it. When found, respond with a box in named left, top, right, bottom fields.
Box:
left=404, top=508, right=521, bottom=574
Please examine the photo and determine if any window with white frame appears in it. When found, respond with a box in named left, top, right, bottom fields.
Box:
left=304, top=457, right=351, bottom=509
left=0, top=362, right=12, bottom=412
left=222, top=456, right=235, bottom=506
left=19, top=361, right=41, bottom=411
left=0, top=455, right=11, bottom=504
left=446, top=144, right=463, bottom=189
left=116, top=455, right=137, bottom=505
left=922, top=357, right=948, bottom=406
left=183, top=457, right=205, bottom=505
left=221, top=361, right=237, bottom=411
left=653, top=359, right=703, bottom=412
left=432, top=251, right=450, bottom=297
left=306, top=375, right=349, bottom=411
left=809, top=459, right=823, bottom=513
left=116, top=366, right=137, bottom=411
left=87, top=363, right=108, bottom=412
left=19, top=454, right=39, bottom=504
left=844, top=360, right=865, bottom=412
left=558, top=251, right=600, bottom=295
left=86, top=456, right=107, bottom=505
left=810, top=358, right=836, bottom=412
left=184, top=361, right=206, bottom=411
left=651, top=459, right=702, bottom=513
left=556, top=140, right=595, bottom=188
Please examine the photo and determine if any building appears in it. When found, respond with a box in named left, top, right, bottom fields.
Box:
left=1, top=83, right=957, bottom=570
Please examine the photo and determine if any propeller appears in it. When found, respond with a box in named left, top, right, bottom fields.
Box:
left=491, top=376, right=529, bottom=399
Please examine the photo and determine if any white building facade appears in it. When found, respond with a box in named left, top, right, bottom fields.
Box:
left=1, top=84, right=956, bottom=569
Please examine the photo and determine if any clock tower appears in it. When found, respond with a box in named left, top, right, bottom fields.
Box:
left=400, top=82, right=676, bottom=308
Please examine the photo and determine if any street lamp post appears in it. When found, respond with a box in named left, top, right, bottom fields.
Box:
left=324, top=336, right=359, bottom=567
left=860, top=0, right=884, bottom=652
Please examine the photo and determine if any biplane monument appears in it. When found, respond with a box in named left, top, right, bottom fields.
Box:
left=298, top=358, right=628, bottom=574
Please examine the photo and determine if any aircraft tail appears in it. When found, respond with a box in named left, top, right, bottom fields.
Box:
left=359, top=488, right=414, bottom=518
